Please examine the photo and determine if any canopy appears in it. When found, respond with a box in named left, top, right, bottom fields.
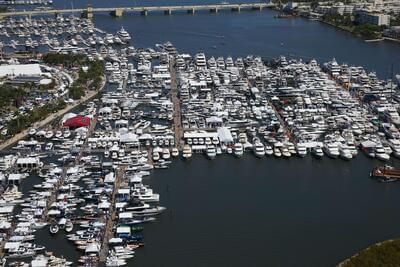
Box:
left=63, top=115, right=91, bottom=128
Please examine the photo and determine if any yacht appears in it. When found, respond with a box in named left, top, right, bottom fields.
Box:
left=182, top=145, right=192, bottom=160
left=311, top=146, right=324, bottom=159
left=339, top=144, right=353, bottom=161
left=162, top=148, right=171, bottom=160
left=323, top=142, right=339, bottom=159
left=206, top=145, right=217, bottom=159
left=296, top=143, right=307, bottom=157
left=171, top=148, right=179, bottom=157
left=233, top=143, right=244, bottom=157
left=195, top=52, right=207, bottom=70
left=252, top=140, right=265, bottom=158
left=375, top=144, right=390, bottom=161
left=265, top=145, right=274, bottom=156
left=117, top=27, right=131, bottom=42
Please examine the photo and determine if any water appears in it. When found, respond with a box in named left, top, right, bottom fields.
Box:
left=18, top=1, right=400, bottom=265
left=135, top=155, right=400, bottom=267
left=52, top=0, right=400, bottom=78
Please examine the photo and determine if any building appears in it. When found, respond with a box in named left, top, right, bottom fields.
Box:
left=383, top=26, right=400, bottom=39
left=0, top=64, right=42, bottom=78
left=356, top=10, right=390, bottom=25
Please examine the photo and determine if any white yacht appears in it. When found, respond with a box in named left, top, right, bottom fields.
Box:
left=182, top=145, right=192, bottom=160
left=388, top=139, right=400, bottom=158
left=253, top=140, right=265, bottom=158
left=296, top=143, right=307, bottom=157
left=311, top=146, right=324, bottom=159
left=323, top=142, right=340, bottom=159
left=152, top=151, right=160, bottom=161
left=265, top=145, right=274, bottom=156
left=375, top=144, right=390, bottom=161
left=195, top=52, right=207, bottom=70
left=117, top=27, right=131, bottom=42
left=206, top=145, right=217, bottom=159
left=339, top=144, right=353, bottom=161
left=171, top=148, right=179, bottom=157
left=162, top=148, right=170, bottom=160
left=233, top=143, right=244, bottom=157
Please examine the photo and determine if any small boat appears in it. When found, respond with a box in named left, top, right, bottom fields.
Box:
left=371, top=165, right=400, bottom=182
left=49, top=224, right=59, bottom=234
left=65, top=220, right=74, bottom=233
left=171, top=148, right=179, bottom=157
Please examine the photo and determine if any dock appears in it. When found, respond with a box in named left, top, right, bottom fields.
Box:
left=99, top=165, right=127, bottom=263
left=170, top=59, right=183, bottom=150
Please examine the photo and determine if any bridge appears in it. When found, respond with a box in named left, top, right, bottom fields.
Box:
left=0, top=3, right=274, bottom=19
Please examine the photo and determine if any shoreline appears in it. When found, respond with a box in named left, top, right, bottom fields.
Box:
left=337, top=238, right=397, bottom=266
left=0, top=76, right=106, bottom=151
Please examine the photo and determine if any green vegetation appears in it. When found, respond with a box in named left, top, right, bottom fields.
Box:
left=6, top=99, right=66, bottom=136
left=0, top=53, right=104, bottom=138
left=42, top=53, right=88, bottom=68
left=343, top=239, right=400, bottom=267
left=322, top=13, right=386, bottom=39
left=43, top=53, right=104, bottom=99
left=391, top=16, right=400, bottom=26
left=0, top=6, right=8, bottom=13
left=0, top=85, right=26, bottom=112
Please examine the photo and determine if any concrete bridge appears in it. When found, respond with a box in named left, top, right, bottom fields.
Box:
left=0, top=3, right=274, bottom=19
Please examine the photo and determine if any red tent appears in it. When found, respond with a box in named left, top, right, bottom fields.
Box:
left=63, top=115, right=91, bottom=128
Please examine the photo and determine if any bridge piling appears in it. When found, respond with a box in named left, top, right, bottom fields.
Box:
left=164, top=9, right=171, bottom=15
left=81, top=6, right=93, bottom=19
left=110, top=8, right=123, bottom=17
left=187, top=8, right=195, bottom=14
left=210, top=7, right=218, bottom=13
left=232, top=5, right=241, bottom=12
left=141, top=10, right=148, bottom=16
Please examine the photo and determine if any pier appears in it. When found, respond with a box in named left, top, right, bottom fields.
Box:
left=99, top=165, right=127, bottom=263
left=0, top=3, right=273, bottom=19
left=170, top=59, right=183, bottom=150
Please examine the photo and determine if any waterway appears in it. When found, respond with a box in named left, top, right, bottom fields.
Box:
left=19, top=0, right=400, bottom=265
left=51, top=0, right=400, bottom=78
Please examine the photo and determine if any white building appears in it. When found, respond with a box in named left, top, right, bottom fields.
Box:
left=0, top=64, right=42, bottom=78
left=356, top=10, right=391, bottom=25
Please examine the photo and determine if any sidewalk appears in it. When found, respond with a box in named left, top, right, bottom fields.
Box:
left=0, top=77, right=106, bottom=151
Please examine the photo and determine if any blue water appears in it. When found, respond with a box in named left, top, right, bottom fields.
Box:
left=53, top=0, right=400, bottom=78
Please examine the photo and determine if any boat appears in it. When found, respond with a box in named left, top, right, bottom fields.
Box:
left=371, top=165, right=400, bottom=182
left=233, top=143, right=244, bottom=157
left=65, top=220, right=73, bottom=233
left=311, top=146, right=323, bottom=159
left=117, top=26, right=131, bottom=42
left=182, top=145, right=192, bottom=160
left=252, top=140, right=265, bottom=158
left=296, top=143, right=307, bottom=158
left=375, top=144, right=390, bottom=161
left=171, top=148, right=179, bottom=157
left=49, top=224, right=59, bottom=234
left=323, top=142, right=339, bottom=159
left=206, top=145, right=217, bottom=159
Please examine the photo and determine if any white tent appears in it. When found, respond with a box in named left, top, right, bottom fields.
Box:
left=217, top=127, right=234, bottom=144
left=0, top=64, right=41, bottom=78
left=104, top=172, right=115, bottom=183
left=120, top=132, right=138, bottom=143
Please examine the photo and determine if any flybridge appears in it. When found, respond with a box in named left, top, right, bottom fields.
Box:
left=0, top=2, right=275, bottom=18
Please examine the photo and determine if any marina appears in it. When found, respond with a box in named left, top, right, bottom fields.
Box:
left=0, top=1, right=399, bottom=266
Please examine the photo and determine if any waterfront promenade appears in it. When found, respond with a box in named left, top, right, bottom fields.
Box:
left=0, top=77, right=106, bottom=151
